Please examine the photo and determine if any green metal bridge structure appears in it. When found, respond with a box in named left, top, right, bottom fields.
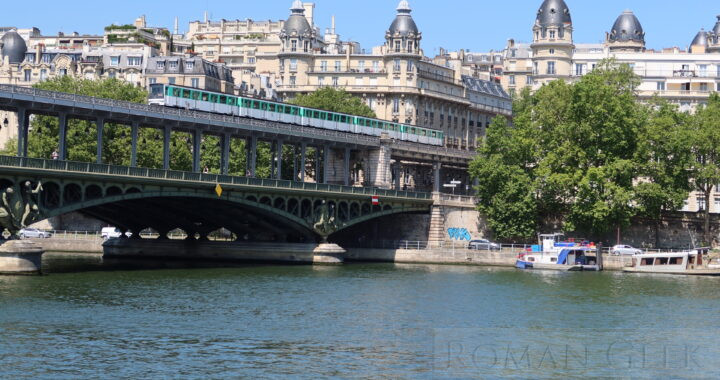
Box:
left=0, top=155, right=432, bottom=242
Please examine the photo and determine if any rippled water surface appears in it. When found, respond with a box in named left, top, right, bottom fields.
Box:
left=2, top=254, right=720, bottom=378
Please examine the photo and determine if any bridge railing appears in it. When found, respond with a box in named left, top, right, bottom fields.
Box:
left=0, top=155, right=432, bottom=200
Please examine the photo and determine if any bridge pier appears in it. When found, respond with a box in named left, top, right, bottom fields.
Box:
left=58, top=112, right=68, bottom=160
left=0, top=240, right=45, bottom=275
left=131, top=121, right=139, bottom=167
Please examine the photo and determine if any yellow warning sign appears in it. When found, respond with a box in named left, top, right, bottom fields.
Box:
left=215, top=184, right=223, bottom=197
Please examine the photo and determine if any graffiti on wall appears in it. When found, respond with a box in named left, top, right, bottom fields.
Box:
left=448, top=228, right=472, bottom=241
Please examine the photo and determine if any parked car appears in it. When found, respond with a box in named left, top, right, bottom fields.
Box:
left=468, top=239, right=501, bottom=251
left=611, top=245, right=643, bottom=256
left=18, top=228, right=52, bottom=239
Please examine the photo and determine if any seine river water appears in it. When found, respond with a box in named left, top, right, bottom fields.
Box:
left=2, top=254, right=720, bottom=378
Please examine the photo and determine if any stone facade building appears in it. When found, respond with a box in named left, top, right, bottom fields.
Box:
left=144, top=56, right=235, bottom=94
left=502, top=0, right=720, bottom=113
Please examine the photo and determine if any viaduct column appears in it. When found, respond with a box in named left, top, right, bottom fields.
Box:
left=96, top=117, right=104, bottom=164
left=433, top=161, right=442, bottom=193
left=58, top=112, right=68, bottom=161
left=130, top=121, right=139, bottom=167
left=343, top=147, right=351, bottom=186
left=366, top=137, right=392, bottom=189
left=221, top=133, right=231, bottom=175
left=163, top=126, right=171, bottom=170
left=322, top=144, right=330, bottom=184
left=16, top=108, right=28, bottom=157
left=249, top=136, right=257, bottom=177
left=275, top=139, right=284, bottom=180
left=192, top=129, right=202, bottom=173
left=300, top=142, right=307, bottom=182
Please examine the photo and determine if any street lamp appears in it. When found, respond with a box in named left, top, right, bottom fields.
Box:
left=2, top=118, right=8, bottom=131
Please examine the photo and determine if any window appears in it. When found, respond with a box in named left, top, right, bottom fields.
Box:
left=185, top=61, right=195, bottom=70
left=169, top=61, right=178, bottom=70
left=700, top=83, right=709, bottom=92
left=393, top=98, right=400, bottom=113
left=128, top=57, right=142, bottom=66
left=549, top=48, right=555, bottom=54
left=58, top=68, right=67, bottom=76
left=549, top=30, right=556, bottom=39
left=526, top=76, right=533, bottom=85
left=394, top=41, right=401, bottom=52
left=698, top=195, right=706, bottom=211
left=407, top=60, right=414, bottom=72
left=42, top=54, right=52, bottom=63
left=717, top=82, right=720, bottom=92
left=291, top=40, right=297, bottom=51
left=318, top=77, right=325, bottom=86
left=303, top=41, right=309, bottom=52
left=699, top=64, right=708, bottom=77
left=191, top=78, right=199, bottom=88
left=168, top=77, right=175, bottom=84
left=289, top=59, right=298, bottom=71
left=320, top=61, right=327, bottom=72
left=358, top=61, right=365, bottom=71
left=714, top=196, right=720, bottom=210
left=372, top=61, right=380, bottom=72
left=394, top=59, right=401, bottom=72
left=108, top=71, right=115, bottom=79
left=657, top=82, right=666, bottom=91
left=575, top=63, right=583, bottom=76
left=332, top=77, right=338, bottom=87
left=407, top=41, right=414, bottom=52
left=156, top=61, right=165, bottom=70
left=533, top=62, right=539, bottom=75
left=40, top=69, right=47, bottom=81
left=148, top=77, right=157, bottom=84
left=110, top=56, right=120, bottom=66
left=509, top=75, right=515, bottom=85
left=290, top=76, right=296, bottom=86
left=511, top=49, right=516, bottom=58
left=547, top=61, right=556, bottom=75
left=717, top=65, right=720, bottom=78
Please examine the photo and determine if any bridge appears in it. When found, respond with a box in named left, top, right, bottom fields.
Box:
left=0, top=85, right=478, bottom=272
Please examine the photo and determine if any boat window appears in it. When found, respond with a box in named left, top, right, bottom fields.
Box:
left=689, top=256, right=696, bottom=265
left=656, top=257, right=669, bottom=265
left=640, top=258, right=654, bottom=266
left=669, top=257, right=683, bottom=265
left=528, top=257, right=535, bottom=262
left=550, top=258, right=557, bottom=263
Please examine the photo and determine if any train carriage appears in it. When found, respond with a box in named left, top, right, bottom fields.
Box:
left=148, top=83, right=445, bottom=147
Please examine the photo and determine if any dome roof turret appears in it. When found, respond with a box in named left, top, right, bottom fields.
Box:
left=387, top=0, right=419, bottom=37
left=690, top=29, right=709, bottom=51
left=713, top=15, right=720, bottom=35
left=535, top=0, right=572, bottom=28
left=1, top=30, right=28, bottom=64
left=281, top=0, right=313, bottom=38
left=608, top=10, right=645, bottom=43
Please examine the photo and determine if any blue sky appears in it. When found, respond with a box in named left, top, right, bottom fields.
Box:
left=1, top=0, right=718, bottom=53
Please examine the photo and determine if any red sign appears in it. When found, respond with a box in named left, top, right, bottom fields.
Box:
left=371, top=196, right=379, bottom=205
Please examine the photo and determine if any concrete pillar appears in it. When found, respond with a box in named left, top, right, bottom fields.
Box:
left=276, top=139, right=283, bottom=180
left=366, top=143, right=392, bottom=189
left=96, top=117, right=104, bottom=164
left=433, top=162, right=442, bottom=193
left=249, top=135, right=257, bottom=177
left=322, top=144, right=330, bottom=184
left=343, top=147, right=351, bottom=186
left=292, top=145, right=298, bottom=181
left=58, top=112, right=68, bottom=161
left=394, top=163, right=402, bottom=190
left=221, top=133, right=231, bottom=175
left=16, top=108, right=27, bottom=157
left=300, top=142, right=307, bottom=182
left=193, top=129, right=202, bottom=173
left=130, top=121, right=139, bottom=167
left=163, top=126, right=171, bottom=170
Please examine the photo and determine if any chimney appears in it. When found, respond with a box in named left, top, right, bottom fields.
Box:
left=331, top=15, right=336, bottom=35
left=204, top=11, right=209, bottom=24
left=303, top=3, right=315, bottom=27
left=174, top=17, right=179, bottom=35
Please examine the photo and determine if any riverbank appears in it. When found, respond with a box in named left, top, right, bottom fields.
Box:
left=26, top=238, right=632, bottom=271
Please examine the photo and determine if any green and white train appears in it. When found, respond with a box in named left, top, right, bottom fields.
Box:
left=148, top=84, right=445, bottom=146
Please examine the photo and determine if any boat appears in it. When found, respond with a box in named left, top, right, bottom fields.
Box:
left=623, top=248, right=720, bottom=276
left=515, top=233, right=600, bottom=271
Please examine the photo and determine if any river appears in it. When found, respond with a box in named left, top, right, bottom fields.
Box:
left=1, top=254, right=720, bottom=378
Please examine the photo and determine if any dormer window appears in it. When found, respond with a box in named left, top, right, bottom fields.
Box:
left=291, top=40, right=297, bottom=52
left=394, top=41, right=401, bottom=52
left=549, top=30, right=556, bottom=39
left=407, top=41, right=414, bottom=52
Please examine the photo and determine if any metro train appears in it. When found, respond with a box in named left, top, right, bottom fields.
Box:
left=148, top=84, right=445, bottom=146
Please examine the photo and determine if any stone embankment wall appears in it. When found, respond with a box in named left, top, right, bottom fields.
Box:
left=28, top=238, right=103, bottom=253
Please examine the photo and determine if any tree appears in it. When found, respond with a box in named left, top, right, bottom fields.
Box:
left=470, top=60, right=687, bottom=243
left=289, top=87, right=376, bottom=118
left=689, top=93, right=720, bottom=245
left=19, top=76, right=150, bottom=165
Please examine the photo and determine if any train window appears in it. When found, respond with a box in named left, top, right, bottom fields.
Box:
left=313, top=111, right=320, bottom=118
left=208, top=94, right=216, bottom=103
left=260, top=102, right=268, bottom=111
left=192, top=91, right=200, bottom=100
left=242, top=99, right=251, bottom=108
left=219, top=95, right=226, bottom=104
left=268, top=104, right=276, bottom=112
left=340, top=115, right=347, bottom=123
left=320, top=112, right=327, bottom=120
left=410, top=128, right=416, bottom=135
left=228, top=97, right=236, bottom=106
left=431, top=131, right=436, bottom=138
left=252, top=101, right=260, bottom=109
left=201, top=93, right=209, bottom=101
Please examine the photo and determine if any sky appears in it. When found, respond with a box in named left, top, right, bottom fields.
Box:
left=1, top=0, right=718, bottom=53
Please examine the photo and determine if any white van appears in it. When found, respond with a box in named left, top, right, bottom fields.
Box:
left=101, top=227, right=122, bottom=240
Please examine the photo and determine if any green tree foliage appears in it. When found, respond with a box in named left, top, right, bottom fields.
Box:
left=289, top=87, right=376, bottom=118
left=470, top=60, right=692, bottom=242
left=688, top=93, right=720, bottom=244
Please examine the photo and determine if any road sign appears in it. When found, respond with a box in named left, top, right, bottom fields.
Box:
left=450, top=180, right=462, bottom=185
left=443, top=184, right=457, bottom=188
left=371, top=196, right=379, bottom=205
left=215, top=184, right=223, bottom=197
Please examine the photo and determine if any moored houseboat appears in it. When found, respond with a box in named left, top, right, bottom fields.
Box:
left=515, top=234, right=600, bottom=272
left=623, top=249, right=720, bottom=276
